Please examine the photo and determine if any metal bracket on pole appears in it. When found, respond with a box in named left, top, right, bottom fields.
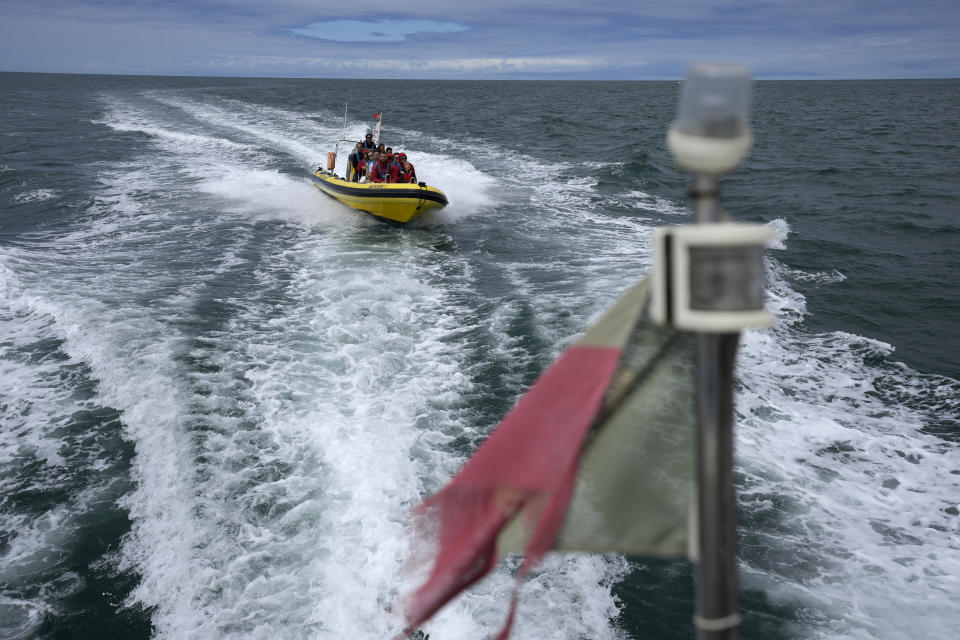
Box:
left=650, top=219, right=773, bottom=332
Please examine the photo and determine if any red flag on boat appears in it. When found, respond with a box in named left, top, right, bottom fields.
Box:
left=403, top=278, right=696, bottom=639
left=374, top=112, right=381, bottom=120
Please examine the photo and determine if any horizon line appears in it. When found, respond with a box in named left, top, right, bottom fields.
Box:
left=2, top=69, right=958, bottom=82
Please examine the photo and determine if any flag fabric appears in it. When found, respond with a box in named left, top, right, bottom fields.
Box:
left=403, top=278, right=696, bottom=638
left=374, top=115, right=383, bottom=145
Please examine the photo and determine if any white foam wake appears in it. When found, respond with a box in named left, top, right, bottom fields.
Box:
left=736, top=219, right=960, bottom=639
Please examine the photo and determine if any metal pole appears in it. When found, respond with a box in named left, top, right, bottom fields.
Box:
left=691, top=174, right=741, bottom=640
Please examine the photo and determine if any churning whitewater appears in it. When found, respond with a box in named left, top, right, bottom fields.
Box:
left=1, top=75, right=957, bottom=640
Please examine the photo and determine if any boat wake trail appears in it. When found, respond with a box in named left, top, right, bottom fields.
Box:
left=735, top=220, right=960, bottom=639
left=0, top=89, right=633, bottom=639
left=3, top=81, right=955, bottom=640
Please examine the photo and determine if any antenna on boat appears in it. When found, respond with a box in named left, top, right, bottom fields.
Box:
left=343, top=102, right=349, bottom=141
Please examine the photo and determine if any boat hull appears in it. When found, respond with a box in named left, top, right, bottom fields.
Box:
left=311, top=171, right=448, bottom=224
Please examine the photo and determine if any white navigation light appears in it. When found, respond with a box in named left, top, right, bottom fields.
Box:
left=650, top=223, right=773, bottom=332
left=667, top=63, right=753, bottom=175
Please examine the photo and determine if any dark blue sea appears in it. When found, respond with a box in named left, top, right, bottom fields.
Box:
left=1, top=73, right=958, bottom=640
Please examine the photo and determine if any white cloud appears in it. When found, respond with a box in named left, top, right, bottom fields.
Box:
left=204, top=54, right=630, bottom=76
left=0, top=1, right=958, bottom=78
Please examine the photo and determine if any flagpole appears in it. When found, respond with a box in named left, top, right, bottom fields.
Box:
left=691, top=175, right=740, bottom=640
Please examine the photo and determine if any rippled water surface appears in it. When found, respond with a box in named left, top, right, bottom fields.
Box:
left=1, top=73, right=958, bottom=640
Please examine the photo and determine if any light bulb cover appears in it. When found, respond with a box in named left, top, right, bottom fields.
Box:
left=667, top=63, right=753, bottom=174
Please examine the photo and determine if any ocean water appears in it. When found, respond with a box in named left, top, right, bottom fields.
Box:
left=0, top=72, right=957, bottom=640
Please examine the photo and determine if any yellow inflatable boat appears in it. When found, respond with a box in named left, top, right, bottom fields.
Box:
left=311, top=170, right=448, bottom=225
left=313, top=110, right=448, bottom=224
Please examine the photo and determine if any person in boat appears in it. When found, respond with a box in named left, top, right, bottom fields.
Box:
left=398, top=153, right=416, bottom=183
left=361, top=133, right=376, bottom=151
left=399, top=155, right=417, bottom=184
left=377, top=143, right=386, bottom=155
left=358, top=150, right=377, bottom=182
left=369, top=153, right=393, bottom=183
left=355, top=151, right=369, bottom=182
left=386, top=153, right=402, bottom=183
left=348, top=143, right=364, bottom=182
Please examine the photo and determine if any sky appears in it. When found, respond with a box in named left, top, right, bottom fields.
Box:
left=1, top=1, right=958, bottom=80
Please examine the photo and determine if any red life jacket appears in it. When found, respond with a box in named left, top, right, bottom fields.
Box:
left=388, top=161, right=402, bottom=182
left=370, top=161, right=391, bottom=183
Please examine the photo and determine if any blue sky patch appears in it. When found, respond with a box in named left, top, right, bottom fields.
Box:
left=289, top=19, right=469, bottom=43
